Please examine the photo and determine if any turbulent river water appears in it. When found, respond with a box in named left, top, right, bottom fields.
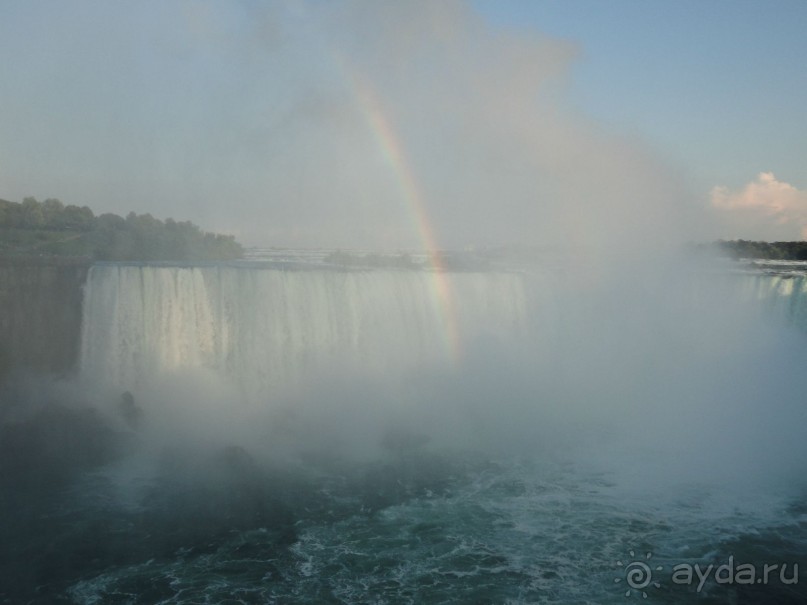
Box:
left=3, top=257, right=807, bottom=604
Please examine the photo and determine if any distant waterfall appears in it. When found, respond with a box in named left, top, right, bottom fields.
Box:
left=79, top=265, right=530, bottom=402
left=734, top=273, right=807, bottom=329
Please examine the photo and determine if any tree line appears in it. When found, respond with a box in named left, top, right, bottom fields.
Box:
left=0, top=197, right=243, bottom=261
left=708, top=240, right=807, bottom=261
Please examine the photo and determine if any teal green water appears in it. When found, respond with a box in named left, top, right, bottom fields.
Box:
left=49, top=454, right=805, bottom=605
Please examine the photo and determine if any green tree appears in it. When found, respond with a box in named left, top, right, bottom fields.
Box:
left=62, top=205, right=95, bottom=231
left=41, top=198, right=65, bottom=228
left=21, top=197, right=44, bottom=229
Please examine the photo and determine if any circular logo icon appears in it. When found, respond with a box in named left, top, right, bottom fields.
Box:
left=615, top=551, right=663, bottom=597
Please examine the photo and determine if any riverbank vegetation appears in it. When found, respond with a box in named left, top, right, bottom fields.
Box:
left=706, top=240, right=807, bottom=261
left=0, top=197, right=242, bottom=261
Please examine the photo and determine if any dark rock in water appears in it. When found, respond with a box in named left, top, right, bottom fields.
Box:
left=118, top=390, right=143, bottom=429
left=0, top=403, right=124, bottom=491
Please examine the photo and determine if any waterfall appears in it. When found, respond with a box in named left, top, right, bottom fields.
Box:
left=77, top=263, right=807, bottom=407
left=79, top=264, right=530, bottom=403
left=734, top=273, right=807, bottom=329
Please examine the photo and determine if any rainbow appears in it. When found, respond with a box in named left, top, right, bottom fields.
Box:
left=342, top=66, right=462, bottom=363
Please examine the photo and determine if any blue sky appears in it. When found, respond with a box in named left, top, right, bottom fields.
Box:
left=1, top=1, right=806, bottom=247
left=475, top=0, right=807, bottom=189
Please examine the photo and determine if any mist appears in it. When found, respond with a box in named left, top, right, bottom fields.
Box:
left=66, top=259, right=807, bottom=512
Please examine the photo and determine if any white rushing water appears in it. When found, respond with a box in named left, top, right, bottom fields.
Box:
left=79, top=264, right=531, bottom=404
left=79, top=264, right=807, bottom=403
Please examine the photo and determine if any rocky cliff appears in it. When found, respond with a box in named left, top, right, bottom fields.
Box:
left=0, top=257, right=89, bottom=382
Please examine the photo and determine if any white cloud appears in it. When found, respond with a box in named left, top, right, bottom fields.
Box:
left=711, top=172, right=807, bottom=239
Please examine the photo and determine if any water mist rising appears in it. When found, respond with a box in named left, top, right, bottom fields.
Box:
left=5, top=258, right=803, bottom=604
left=76, top=260, right=807, bottom=500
